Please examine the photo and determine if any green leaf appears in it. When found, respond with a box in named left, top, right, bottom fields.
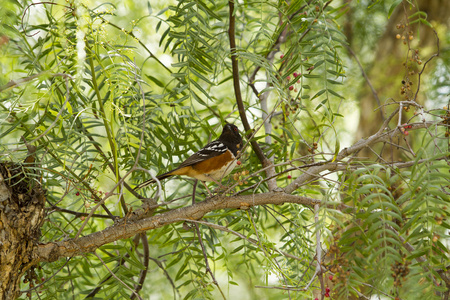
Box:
left=328, top=89, right=344, bottom=98
left=311, top=89, right=326, bottom=100
left=388, top=0, right=402, bottom=18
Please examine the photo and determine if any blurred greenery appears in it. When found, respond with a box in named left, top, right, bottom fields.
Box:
left=0, top=0, right=448, bottom=299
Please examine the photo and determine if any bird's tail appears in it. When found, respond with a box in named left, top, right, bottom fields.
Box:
left=133, top=172, right=173, bottom=190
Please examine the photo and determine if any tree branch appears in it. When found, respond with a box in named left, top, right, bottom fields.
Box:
left=36, top=193, right=320, bottom=263
left=284, top=119, right=441, bottom=194
left=227, top=0, right=268, bottom=166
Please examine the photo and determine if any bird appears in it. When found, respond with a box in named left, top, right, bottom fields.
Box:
left=134, top=123, right=243, bottom=191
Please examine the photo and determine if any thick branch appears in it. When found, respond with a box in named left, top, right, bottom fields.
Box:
left=36, top=193, right=320, bottom=263
left=284, top=120, right=440, bottom=194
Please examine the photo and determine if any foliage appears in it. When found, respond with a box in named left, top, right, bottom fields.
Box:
left=0, top=0, right=448, bottom=299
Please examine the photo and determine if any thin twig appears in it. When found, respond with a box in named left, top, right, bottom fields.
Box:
left=147, top=256, right=180, bottom=298
left=413, top=28, right=440, bottom=102
left=25, top=74, right=74, bottom=145
left=314, top=204, right=325, bottom=297
left=48, top=206, right=113, bottom=219
left=130, top=234, right=149, bottom=300
left=94, top=251, right=143, bottom=300
left=345, top=45, right=384, bottom=121
left=86, top=235, right=142, bottom=298
left=193, top=224, right=226, bottom=299
left=182, top=219, right=304, bottom=262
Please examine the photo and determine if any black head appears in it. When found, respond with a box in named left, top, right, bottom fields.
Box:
left=219, top=123, right=243, bottom=147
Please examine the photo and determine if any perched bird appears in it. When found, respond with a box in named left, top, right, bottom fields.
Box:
left=134, top=123, right=243, bottom=190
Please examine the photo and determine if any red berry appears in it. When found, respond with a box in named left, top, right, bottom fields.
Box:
left=325, top=292, right=330, bottom=298
left=315, top=298, right=319, bottom=300
left=293, top=72, right=298, bottom=77
left=280, top=54, right=284, bottom=59
left=404, top=131, right=409, bottom=136
left=289, top=86, right=294, bottom=91
left=237, top=160, right=241, bottom=165
left=287, top=76, right=291, bottom=80
left=287, top=175, right=292, bottom=179
left=326, top=287, right=330, bottom=293
left=328, top=275, right=333, bottom=280
left=76, top=192, right=80, bottom=196
left=297, top=80, right=300, bottom=83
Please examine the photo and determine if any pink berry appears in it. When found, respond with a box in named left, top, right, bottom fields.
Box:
left=289, top=86, right=294, bottom=91
left=297, top=80, right=301, bottom=83
left=315, top=298, right=319, bottom=300
left=287, top=76, right=291, bottom=80
left=404, top=131, right=409, bottom=136
left=293, top=72, right=298, bottom=77
left=280, top=54, right=284, bottom=59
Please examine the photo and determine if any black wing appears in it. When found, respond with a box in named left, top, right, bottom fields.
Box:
left=177, top=140, right=227, bottom=168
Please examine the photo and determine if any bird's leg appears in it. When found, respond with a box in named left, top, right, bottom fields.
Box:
left=200, top=180, right=213, bottom=196
left=203, top=175, right=229, bottom=194
left=200, top=174, right=218, bottom=186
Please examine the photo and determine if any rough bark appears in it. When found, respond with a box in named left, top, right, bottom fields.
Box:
left=0, top=163, right=46, bottom=300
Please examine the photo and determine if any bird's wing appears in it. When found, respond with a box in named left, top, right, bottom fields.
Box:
left=177, top=140, right=228, bottom=168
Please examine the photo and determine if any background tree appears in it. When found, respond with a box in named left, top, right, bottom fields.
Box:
left=0, top=0, right=448, bottom=299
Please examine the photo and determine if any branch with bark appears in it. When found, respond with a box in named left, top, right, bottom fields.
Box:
left=36, top=192, right=320, bottom=263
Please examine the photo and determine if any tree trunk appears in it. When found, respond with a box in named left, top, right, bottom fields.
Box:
left=0, top=162, right=45, bottom=300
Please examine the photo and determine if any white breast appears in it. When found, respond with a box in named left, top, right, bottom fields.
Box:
left=193, top=158, right=237, bottom=182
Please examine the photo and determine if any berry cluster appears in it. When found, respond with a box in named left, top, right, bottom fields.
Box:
left=308, top=142, right=318, bottom=154
left=325, top=233, right=351, bottom=294
left=435, top=211, right=446, bottom=225
left=400, top=123, right=412, bottom=136
left=395, top=25, right=414, bottom=45
left=285, top=70, right=302, bottom=92
left=282, top=100, right=301, bottom=118
left=313, top=287, right=331, bottom=299
left=400, top=79, right=413, bottom=99
left=391, top=253, right=411, bottom=287
left=395, top=21, right=423, bottom=101
left=442, top=106, right=450, bottom=137
left=233, top=169, right=250, bottom=185
left=23, top=266, right=43, bottom=297
left=74, top=188, right=105, bottom=202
